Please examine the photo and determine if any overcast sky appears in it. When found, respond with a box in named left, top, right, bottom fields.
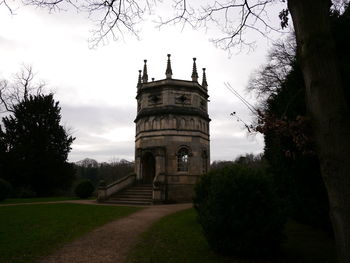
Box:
left=0, top=1, right=287, bottom=163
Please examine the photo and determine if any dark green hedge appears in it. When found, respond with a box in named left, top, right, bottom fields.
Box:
left=194, top=164, right=287, bottom=257
left=0, top=178, right=12, bottom=201
left=75, top=180, right=94, bottom=199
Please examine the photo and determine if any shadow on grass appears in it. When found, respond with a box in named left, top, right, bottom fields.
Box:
left=127, top=208, right=337, bottom=263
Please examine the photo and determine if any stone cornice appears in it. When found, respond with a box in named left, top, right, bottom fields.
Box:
left=134, top=106, right=211, bottom=122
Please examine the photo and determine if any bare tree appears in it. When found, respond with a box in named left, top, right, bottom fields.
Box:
left=0, top=65, right=45, bottom=113
left=22, top=0, right=156, bottom=47
left=247, top=34, right=296, bottom=104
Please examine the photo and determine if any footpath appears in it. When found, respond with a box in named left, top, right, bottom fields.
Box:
left=32, top=201, right=192, bottom=263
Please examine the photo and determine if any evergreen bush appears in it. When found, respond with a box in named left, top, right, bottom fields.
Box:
left=75, top=180, right=94, bottom=199
left=0, top=178, right=12, bottom=201
left=194, top=164, right=287, bottom=257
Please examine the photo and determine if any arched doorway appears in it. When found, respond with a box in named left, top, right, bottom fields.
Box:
left=142, top=152, right=155, bottom=184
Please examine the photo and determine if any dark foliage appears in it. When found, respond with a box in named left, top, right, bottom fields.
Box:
left=248, top=7, right=350, bottom=231
left=74, top=158, right=134, bottom=186
left=0, top=178, right=12, bottom=201
left=331, top=3, right=350, bottom=103
left=75, top=180, right=95, bottom=199
left=194, top=164, right=287, bottom=257
left=0, top=127, right=6, bottom=179
left=210, top=160, right=235, bottom=171
left=0, top=94, right=75, bottom=196
left=263, top=65, right=332, bottom=230
left=210, top=154, right=266, bottom=172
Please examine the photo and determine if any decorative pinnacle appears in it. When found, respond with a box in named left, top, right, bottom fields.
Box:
left=142, top=60, right=148, bottom=83
left=165, top=54, right=172, bottom=79
left=191, top=57, right=198, bottom=82
left=202, top=68, right=208, bottom=89
left=137, top=70, right=142, bottom=88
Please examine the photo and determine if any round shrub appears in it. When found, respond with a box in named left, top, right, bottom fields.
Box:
left=194, top=164, right=287, bottom=257
left=75, top=180, right=95, bottom=199
left=0, top=178, right=12, bottom=201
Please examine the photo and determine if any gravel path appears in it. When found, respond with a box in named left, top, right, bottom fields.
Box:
left=36, top=203, right=192, bottom=263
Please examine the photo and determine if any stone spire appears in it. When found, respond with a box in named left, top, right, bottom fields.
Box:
left=202, top=68, right=208, bottom=89
left=137, top=70, right=142, bottom=88
left=142, top=60, right=148, bottom=83
left=165, top=54, right=172, bottom=79
left=191, top=58, right=198, bottom=82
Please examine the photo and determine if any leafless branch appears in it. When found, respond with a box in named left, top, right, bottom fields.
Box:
left=4, top=0, right=289, bottom=50
left=22, top=0, right=155, bottom=47
left=156, top=0, right=285, bottom=51
left=23, top=0, right=77, bottom=12
left=247, top=34, right=296, bottom=108
left=0, top=0, right=17, bottom=14
left=86, top=0, right=148, bottom=47
left=157, top=0, right=195, bottom=29
left=0, top=65, right=46, bottom=113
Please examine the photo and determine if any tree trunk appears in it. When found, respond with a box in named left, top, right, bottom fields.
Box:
left=288, top=0, right=350, bottom=262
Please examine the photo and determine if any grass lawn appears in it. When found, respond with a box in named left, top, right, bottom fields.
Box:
left=0, top=196, right=82, bottom=204
left=0, top=203, right=142, bottom=263
left=0, top=196, right=99, bottom=204
left=127, top=208, right=337, bottom=263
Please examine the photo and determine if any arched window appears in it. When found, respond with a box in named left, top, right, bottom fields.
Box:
left=177, top=148, right=189, bottom=172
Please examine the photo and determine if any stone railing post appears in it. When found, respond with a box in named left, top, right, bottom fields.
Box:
left=97, top=180, right=107, bottom=202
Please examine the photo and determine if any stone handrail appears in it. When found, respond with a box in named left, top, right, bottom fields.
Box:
left=97, top=173, right=136, bottom=201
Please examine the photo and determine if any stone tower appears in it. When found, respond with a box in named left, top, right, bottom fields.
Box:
left=134, top=54, right=210, bottom=202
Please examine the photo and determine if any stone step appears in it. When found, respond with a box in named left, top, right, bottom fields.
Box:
left=105, top=184, right=154, bottom=205
left=119, top=188, right=152, bottom=193
left=126, top=190, right=152, bottom=193
left=111, top=193, right=151, bottom=196
left=110, top=195, right=152, bottom=200
left=110, top=197, right=153, bottom=202
left=118, top=190, right=152, bottom=194
left=104, top=200, right=152, bottom=205
left=121, top=192, right=152, bottom=196
left=128, top=187, right=153, bottom=190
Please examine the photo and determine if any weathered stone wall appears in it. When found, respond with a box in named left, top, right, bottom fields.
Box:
left=136, top=115, right=209, bottom=135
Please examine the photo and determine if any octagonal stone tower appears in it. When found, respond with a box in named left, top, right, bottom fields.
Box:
left=134, top=54, right=210, bottom=202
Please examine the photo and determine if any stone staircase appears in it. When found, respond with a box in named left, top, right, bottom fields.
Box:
left=105, top=184, right=153, bottom=205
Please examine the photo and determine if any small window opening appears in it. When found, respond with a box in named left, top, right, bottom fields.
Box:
left=177, top=148, right=189, bottom=171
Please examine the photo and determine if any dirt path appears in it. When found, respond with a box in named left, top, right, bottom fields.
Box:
left=37, top=203, right=192, bottom=263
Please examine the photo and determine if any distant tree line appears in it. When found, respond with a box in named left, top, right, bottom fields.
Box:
left=74, top=158, right=135, bottom=187
left=210, top=153, right=266, bottom=171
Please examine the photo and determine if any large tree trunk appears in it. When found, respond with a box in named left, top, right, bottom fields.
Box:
left=288, top=0, right=350, bottom=262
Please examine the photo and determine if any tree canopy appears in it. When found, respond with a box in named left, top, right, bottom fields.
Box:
left=0, top=94, right=75, bottom=196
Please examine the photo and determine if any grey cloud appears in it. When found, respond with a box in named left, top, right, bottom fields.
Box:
left=69, top=140, right=134, bottom=163
left=211, top=136, right=263, bottom=161
left=0, top=36, right=19, bottom=49
left=60, top=104, right=136, bottom=162
left=62, top=100, right=262, bottom=163
left=61, top=103, right=136, bottom=134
